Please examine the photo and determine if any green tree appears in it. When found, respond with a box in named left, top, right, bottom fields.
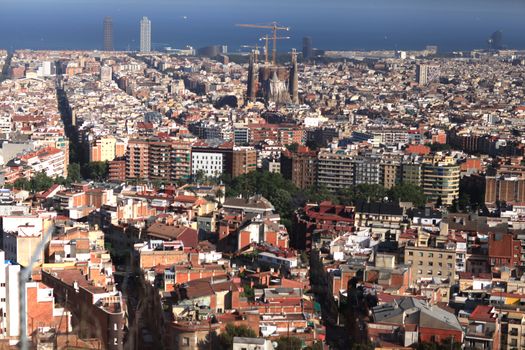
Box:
left=81, top=161, right=109, bottom=181
left=240, top=284, right=255, bottom=300
left=55, top=176, right=71, bottom=187
left=427, top=143, right=452, bottom=153
left=224, top=171, right=302, bottom=230
left=67, top=163, right=82, bottom=183
left=354, top=184, right=388, bottom=202
left=304, top=185, right=339, bottom=204
left=276, top=336, right=303, bottom=350
left=30, top=171, right=54, bottom=192
left=194, top=169, right=206, bottom=184
left=218, top=324, right=257, bottom=350
left=388, top=183, right=427, bottom=207
left=13, top=178, right=31, bottom=191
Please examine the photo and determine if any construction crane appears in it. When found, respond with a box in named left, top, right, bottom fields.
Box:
left=240, top=44, right=260, bottom=62
left=259, top=35, right=290, bottom=64
left=236, top=22, right=290, bottom=65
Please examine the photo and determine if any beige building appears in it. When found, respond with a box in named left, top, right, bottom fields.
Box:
left=502, top=310, right=525, bottom=350
left=1, top=214, right=54, bottom=267
left=90, top=135, right=118, bottom=162
left=404, top=234, right=457, bottom=284
left=232, top=147, right=257, bottom=177
left=422, top=155, right=460, bottom=205
left=382, top=161, right=400, bottom=189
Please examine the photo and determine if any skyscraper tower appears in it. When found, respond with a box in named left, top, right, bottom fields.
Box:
left=140, top=16, right=151, bottom=52
left=103, top=16, right=113, bottom=51
left=302, top=37, right=313, bottom=60
left=289, top=49, right=299, bottom=104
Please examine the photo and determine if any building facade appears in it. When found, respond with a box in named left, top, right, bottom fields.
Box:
left=140, top=16, right=151, bottom=52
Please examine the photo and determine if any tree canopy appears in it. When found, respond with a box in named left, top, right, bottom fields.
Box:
left=387, top=183, right=427, bottom=207
left=218, top=324, right=257, bottom=350
left=81, top=161, right=109, bottom=181
left=13, top=171, right=54, bottom=192
left=276, top=336, right=303, bottom=350
left=223, top=172, right=431, bottom=229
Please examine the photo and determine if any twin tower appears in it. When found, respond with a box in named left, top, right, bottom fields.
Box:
left=247, top=49, right=299, bottom=105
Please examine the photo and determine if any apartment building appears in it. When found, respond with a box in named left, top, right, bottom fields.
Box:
left=316, top=149, right=354, bottom=191
left=404, top=234, right=457, bottom=283
left=232, top=146, right=257, bottom=177
left=422, top=155, right=460, bottom=205
left=281, top=147, right=317, bottom=190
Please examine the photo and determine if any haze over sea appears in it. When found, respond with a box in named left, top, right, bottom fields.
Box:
left=1, top=0, right=525, bottom=53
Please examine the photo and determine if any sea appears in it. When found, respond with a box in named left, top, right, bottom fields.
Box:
left=1, top=0, right=525, bottom=53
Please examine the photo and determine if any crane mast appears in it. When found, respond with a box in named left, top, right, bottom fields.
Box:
left=236, top=22, right=290, bottom=65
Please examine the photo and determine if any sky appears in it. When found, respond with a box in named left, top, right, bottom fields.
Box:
left=1, top=0, right=524, bottom=52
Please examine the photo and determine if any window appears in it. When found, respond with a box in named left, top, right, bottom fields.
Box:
left=408, top=251, right=413, bottom=256
left=182, top=337, right=190, bottom=346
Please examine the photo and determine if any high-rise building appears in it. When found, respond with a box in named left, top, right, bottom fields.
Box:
left=488, top=30, right=503, bottom=51
left=316, top=149, right=354, bottom=191
left=302, top=37, right=313, bottom=60
left=416, top=64, right=440, bottom=85
left=140, top=16, right=151, bottom=52
left=103, top=16, right=113, bottom=51
left=280, top=146, right=317, bottom=189
left=125, top=138, right=192, bottom=182
left=422, top=155, right=460, bottom=205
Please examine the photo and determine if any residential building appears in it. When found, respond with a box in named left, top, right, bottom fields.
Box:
left=422, top=155, right=460, bottom=205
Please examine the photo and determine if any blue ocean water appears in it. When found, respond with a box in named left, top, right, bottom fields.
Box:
left=1, top=0, right=524, bottom=52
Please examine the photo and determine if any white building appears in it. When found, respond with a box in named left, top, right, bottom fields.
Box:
left=232, top=337, right=273, bottom=350
left=0, top=250, right=21, bottom=338
left=100, top=66, right=113, bottom=82
left=191, top=151, right=223, bottom=177
left=140, top=17, right=151, bottom=52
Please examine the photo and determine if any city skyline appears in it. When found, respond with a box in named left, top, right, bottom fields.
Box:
left=2, top=1, right=525, bottom=349
left=0, top=0, right=524, bottom=52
